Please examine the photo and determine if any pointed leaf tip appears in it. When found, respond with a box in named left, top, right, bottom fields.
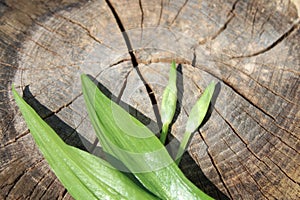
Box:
left=81, top=74, right=214, bottom=200
left=12, top=85, right=157, bottom=200
left=176, top=81, right=216, bottom=164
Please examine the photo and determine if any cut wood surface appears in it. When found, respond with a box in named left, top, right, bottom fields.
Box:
left=0, top=0, right=299, bottom=199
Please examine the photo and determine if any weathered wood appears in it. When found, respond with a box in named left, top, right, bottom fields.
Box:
left=1, top=0, right=299, bottom=199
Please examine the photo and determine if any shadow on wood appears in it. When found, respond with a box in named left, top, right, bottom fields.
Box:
left=21, top=76, right=229, bottom=200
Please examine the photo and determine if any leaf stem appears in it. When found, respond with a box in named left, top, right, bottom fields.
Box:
left=160, top=123, right=169, bottom=144
left=175, top=131, right=191, bottom=165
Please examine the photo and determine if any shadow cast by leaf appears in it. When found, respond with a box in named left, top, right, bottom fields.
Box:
left=165, top=63, right=184, bottom=144
left=86, top=74, right=160, bottom=135
left=86, top=75, right=229, bottom=200
left=22, top=85, right=87, bottom=151
left=201, top=81, right=221, bottom=127
left=22, top=77, right=229, bottom=200
left=180, top=152, right=230, bottom=200
left=22, top=85, right=133, bottom=176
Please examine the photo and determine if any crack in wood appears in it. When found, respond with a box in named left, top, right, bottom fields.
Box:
left=0, top=58, right=130, bottom=148
left=138, top=0, right=145, bottom=42
left=221, top=78, right=276, bottom=122
left=250, top=7, right=259, bottom=37
left=105, top=0, right=162, bottom=128
left=239, top=165, right=272, bottom=200
left=139, top=0, right=144, bottom=30
left=65, top=59, right=132, bottom=152
left=0, top=61, right=18, bottom=69
left=211, top=14, right=235, bottom=41
left=20, top=158, right=45, bottom=175
left=7, top=5, right=99, bottom=54
left=0, top=2, right=86, bottom=61
left=241, top=107, right=299, bottom=155
left=5, top=158, right=44, bottom=198
left=158, top=0, right=164, bottom=25
left=133, top=56, right=287, bottom=134
left=105, top=0, right=125, bottom=33
left=232, top=19, right=300, bottom=58
left=191, top=49, right=197, bottom=66
left=266, top=137, right=300, bottom=169
left=216, top=60, right=299, bottom=106
left=265, top=153, right=299, bottom=185
left=31, top=93, right=82, bottom=122
left=26, top=37, right=62, bottom=58
left=116, top=69, right=134, bottom=103
left=39, top=176, right=57, bottom=200
left=137, top=56, right=192, bottom=65
left=238, top=110, right=300, bottom=186
left=249, top=61, right=300, bottom=76
left=53, top=14, right=115, bottom=50
left=169, top=0, right=189, bottom=26
left=180, top=83, right=232, bottom=199
left=135, top=66, right=163, bottom=128
left=62, top=188, right=69, bottom=199
left=1, top=129, right=30, bottom=148
left=33, top=20, right=67, bottom=38
left=228, top=0, right=240, bottom=17
left=198, top=0, right=238, bottom=45
left=258, top=13, right=272, bottom=38
left=214, top=108, right=275, bottom=172
left=198, top=131, right=234, bottom=200
left=0, top=24, right=60, bottom=68
left=26, top=165, right=51, bottom=199
left=222, top=139, right=275, bottom=200
left=17, top=58, right=131, bottom=134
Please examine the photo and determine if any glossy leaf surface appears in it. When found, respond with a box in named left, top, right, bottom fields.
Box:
left=81, top=74, right=213, bottom=200
left=12, top=86, right=158, bottom=200
left=175, top=82, right=215, bottom=164
left=160, top=61, right=177, bottom=144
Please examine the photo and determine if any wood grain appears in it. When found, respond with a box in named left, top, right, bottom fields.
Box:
left=0, top=0, right=299, bottom=199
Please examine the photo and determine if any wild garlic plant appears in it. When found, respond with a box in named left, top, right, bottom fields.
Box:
left=13, top=62, right=215, bottom=200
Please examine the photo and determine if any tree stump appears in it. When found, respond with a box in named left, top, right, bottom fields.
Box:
left=0, top=0, right=299, bottom=199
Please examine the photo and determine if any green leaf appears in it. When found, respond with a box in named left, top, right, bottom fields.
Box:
left=12, top=86, right=158, bottom=200
left=160, top=61, right=177, bottom=144
left=175, top=82, right=215, bottom=165
left=81, top=74, right=214, bottom=200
